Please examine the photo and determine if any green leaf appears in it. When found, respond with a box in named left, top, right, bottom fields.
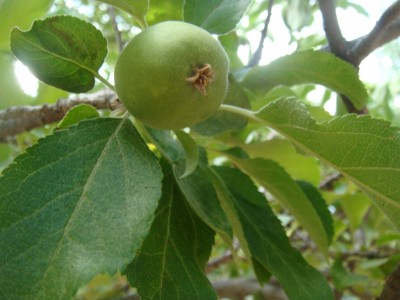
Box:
left=0, top=118, right=163, bottom=300
left=35, top=82, right=69, bottom=105
left=0, top=144, right=13, bottom=172
left=340, top=193, right=371, bottom=232
left=143, top=127, right=233, bottom=244
left=218, top=32, right=244, bottom=71
left=0, top=0, right=54, bottom=50
left=183, top=0, right=252, bottom=35
left=192, top=76, right=250, bottom=136
left=146, top=0, right=183, bottom=25
left=254, top=97, right=400, bottom=231
left=174, top=130, right=199, bottom=178
left=227, top=157, right=331, bottom=255
left=96, top=0, right=148, bottom=29
left=57, top=104, right=100, bottom=129
left=241, top=138, right=320, bottom=185
left=175, top=163, right=233, bottom=244
left=331, top=259, right=366, bottom=291
left=213, top=167, right=334, bottom=300
left=297, top=181, right=334, bottom=245
left=241, top=50, right=368, bottom=109
left=125, top=168, right=216, bottom=300
left=10, top=15, right=107, bottom=93
left=283, top=0, right=312, bottom=31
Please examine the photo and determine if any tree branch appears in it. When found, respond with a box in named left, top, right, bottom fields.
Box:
left=205, top=251, right=234, bottom=273
left=350, top=1, right=400, bottom=65
left=247, top=0, right=274, bottom=67
left=0, top=90, right=121, bottom=143
left=213, top=278, right=286, bottom=300
left=108, top=5, right=124, bottom=52
left=117, top=278, right=287, bottom=300
left=317, top=0, right=347, bottom=59
left=379, top=264, right=400, bottom=300
left=319, top=172, right=342, bottom=191
left=317, top=0, right=372, bottom=114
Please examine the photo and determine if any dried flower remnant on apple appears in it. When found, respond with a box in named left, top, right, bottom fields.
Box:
left=186, top=64, right=215, bottom=96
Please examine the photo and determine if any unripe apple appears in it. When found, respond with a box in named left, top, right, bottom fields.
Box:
left=114, top=21, right=229, bottom=129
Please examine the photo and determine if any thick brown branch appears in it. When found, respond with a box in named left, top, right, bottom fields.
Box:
left=379, top=264, right=400, bottom=300
left=350, top=1, right=400, bottom=65
left=317, top=0, right=348, bottom=59
left=0, top=90, right=121, bottom=143
left=247, top=0, right=274, bottom=67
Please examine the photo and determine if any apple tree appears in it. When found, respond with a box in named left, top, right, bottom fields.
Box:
left=1, top=0, right=400, bottom=299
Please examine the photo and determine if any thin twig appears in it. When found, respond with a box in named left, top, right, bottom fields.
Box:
left=0, top=90, right=121, bottom=143
left=108, top=5, right=124, bottom=52
left=319, top=172, right=342, bottom=191
left=336, top=250, right=397, bottom=260
left=213, top=278, right=286, bottom=300
left=350, top=1, right=400, bottom=65
left=247, top=0, right=274, bottom=67
left=317, top=0, right=348, bottom=59
left=206, top=251, right=235, bottom=273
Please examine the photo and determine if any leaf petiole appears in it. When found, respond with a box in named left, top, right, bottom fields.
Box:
left=94, top=72, right=117, bottom=92
left=218, top=104, right=264, bottom=123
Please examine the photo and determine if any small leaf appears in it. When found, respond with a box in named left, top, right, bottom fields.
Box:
left=241, top=50, right=368, bottom=109
left=96, top=0, right=148, bottom=29
left=125, top=169, right=217, bottom=300
left=283, top=0, right=312, bottom=31
left=331, top=259, right=366, bottom=291
left=340, top=193, right=371, bottom=232
left=192, top=76, right=250, bottom=136
left=57, top=104, right=100, bottom=129
left=241, top=138, right=320, bottom=185
left=183, top=0, right=252, bottom=35
left=174, top=130, right=199, bottom=178
left=255, top=97, right=400, bottom=231
left=10, top=15, right=107, bottom=93
left=0, top=118, right=163, bottom=300
left=213, top=167, right=334, bottom=300
left=227, top=157, right=331, bottom=255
